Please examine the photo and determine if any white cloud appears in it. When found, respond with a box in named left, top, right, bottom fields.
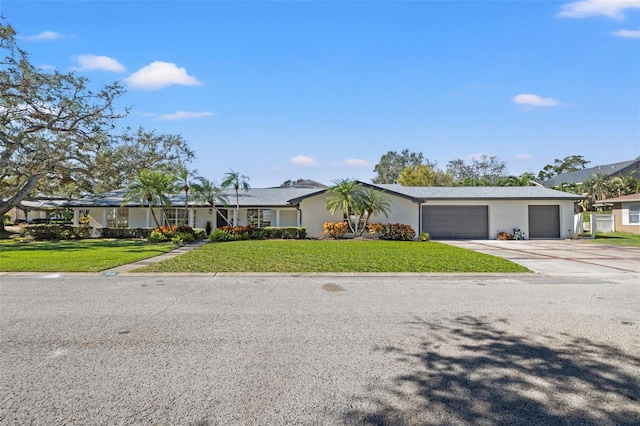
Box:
left=23, top=31, right=63, bottom=41
left=345, top=159, right=371, bottom=167
left=290, top=155, right=318, bottom=166
left=74, top=54, right=125, bottom=72
left=156, top=111, right=214, bottom=121
left=613, top=29, right=640, bottom=38
left=512, top=93, right=561, bottom=107
left=557, top=0, right=640, bottom=20
left=515, top=153, right=534, bottom=160
left=126, top=61, right=201, bottom=90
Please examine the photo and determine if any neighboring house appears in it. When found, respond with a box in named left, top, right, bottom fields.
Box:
left=597, top=194, right=640, bottom=234
left=544, top=159, right=640, bottom=188
left=65, top=182, right=581, bottom=240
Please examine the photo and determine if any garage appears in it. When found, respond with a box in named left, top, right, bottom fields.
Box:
left=528, top=205, right=560, bottom=238
left=421, top=205, right=489, bottom=239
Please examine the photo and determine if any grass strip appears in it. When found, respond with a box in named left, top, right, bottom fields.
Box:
left=581, top=232, right=640, bottom=247
left=135, top=239, right=530, bottom=273
left=0, top=239, right=175, bottom=272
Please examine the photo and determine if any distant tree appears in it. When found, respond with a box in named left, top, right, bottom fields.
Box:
left=372, top=149, right=425, bottom=184
left=397, top=164, right=454, bottom=186
left=123, top=170, right=177, bottom=228
left=95, top=128, right=195, bottom=194
left=447, top=155, right=508, bottom=186
left=537, top=155, right=590, bottom=182
left=221, top=170, right=250, bottom=226
left=496, top=172, right=536, bottom=187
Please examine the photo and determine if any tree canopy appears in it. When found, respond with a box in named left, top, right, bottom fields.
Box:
left=397, top=164, right=454, bottom=187
left=0, top=19, right=194, bottom=232
left=537, top=155, right=590, bottom=182
left=372, top=149, right=425, bottom=184
left=446, top=155, right=508, bottom=186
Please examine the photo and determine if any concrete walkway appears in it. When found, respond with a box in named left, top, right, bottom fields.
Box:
left=101, top=239, right=208, bottom=274
left=441, top=239, right=640, bottom=277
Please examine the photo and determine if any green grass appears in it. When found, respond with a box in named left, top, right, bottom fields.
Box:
left=135, top=239, right=530, bottom=273
left=0, top=239, right=175, bottom=272
left=582, top=232, right=640, bottom=247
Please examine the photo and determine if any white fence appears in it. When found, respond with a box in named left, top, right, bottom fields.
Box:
left=577, top=213, right=615, bottom=235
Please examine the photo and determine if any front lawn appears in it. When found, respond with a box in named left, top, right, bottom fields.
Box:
left=134, top=239, right=530, bottom=273
left=0, top=239, right=175, bottom=272
left=583, top=232, right=640, bottom=247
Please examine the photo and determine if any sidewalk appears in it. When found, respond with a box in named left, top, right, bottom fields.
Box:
left=101, top=239, right=208, bottom=274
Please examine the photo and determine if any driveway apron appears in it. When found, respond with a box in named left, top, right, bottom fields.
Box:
left=441, top=239, right=640, bottom=276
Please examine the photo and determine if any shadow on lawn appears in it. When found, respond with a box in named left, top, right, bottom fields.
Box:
left=0, top=239, right=171, bottom=253
left=345, top=316, right=640, bottom=425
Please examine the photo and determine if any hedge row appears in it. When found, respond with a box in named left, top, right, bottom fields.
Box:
left=21, top=225, right=92, bottom=240
left=209, top=226, right=307, bottom=242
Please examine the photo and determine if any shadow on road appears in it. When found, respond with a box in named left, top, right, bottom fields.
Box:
left=345, top=315, right=640, bottom=425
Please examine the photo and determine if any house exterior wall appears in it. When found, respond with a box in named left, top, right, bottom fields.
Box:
left=298, top=194, right=341, bottom=238
left=420, top=199, right=575, bottom=239
left=613, top=202, right=640, bottom=234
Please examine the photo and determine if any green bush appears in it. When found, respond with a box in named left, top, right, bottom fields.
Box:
left=20, top=224, right=92, bottom=240
left=3, top=213, right=11, bottom=225
left=419, top=232, right=430, bottom=242
left=209, top=228, right=231, bottom=242
left=262, top=227, right=307, bottom=239
left=369, top=223, right=416, bottom=241
left=101, top=228, right=153, bottom=239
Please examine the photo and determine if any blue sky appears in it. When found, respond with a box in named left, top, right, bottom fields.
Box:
left=3, top=0, right=639, bottom=187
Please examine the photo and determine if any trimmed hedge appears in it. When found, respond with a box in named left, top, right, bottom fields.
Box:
left=21, top=224, right=92, bottom=240
left=368, top=223, right=416, bottom=241
left=209, top=226, right=307, bottom=242
left=101, top=228, right=153, bottom=239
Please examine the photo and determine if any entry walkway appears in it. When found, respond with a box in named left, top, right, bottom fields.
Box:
left=102, top=239, right=208, bottom=275
left=441, top=239, right=640, bottom=276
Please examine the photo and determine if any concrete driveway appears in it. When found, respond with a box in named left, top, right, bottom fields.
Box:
left=442, top=239, right=640, bottom=276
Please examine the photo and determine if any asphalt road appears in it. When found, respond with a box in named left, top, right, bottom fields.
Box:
left=1, top=274, right=639, bottom=425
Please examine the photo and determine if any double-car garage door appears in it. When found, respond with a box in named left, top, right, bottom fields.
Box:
left=421, top=204, right=561, bottom=239
left=421, top=205, right=489, bottom=240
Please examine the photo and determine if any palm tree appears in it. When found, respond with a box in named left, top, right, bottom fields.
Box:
left=353, top=188, right=392, bottom=236
left=176, top=168, right=193, bottom=226
left=191, top=176, right=230, bottom=225
left=221, top=170, right=250, bottom=226
left=123, top=169, right=176, bottom=228
left=325, top=178, right=363, bottom=234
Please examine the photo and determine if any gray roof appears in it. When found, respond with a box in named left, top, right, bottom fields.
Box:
left=544, top=160, right=640, bottom=187
left=17, top=199, right=71, bottom=210
left=65, top=187, right=324, bottom=208
left=374, top=184, right=583, bottom=200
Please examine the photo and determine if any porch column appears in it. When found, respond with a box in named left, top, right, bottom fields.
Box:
left=73, top=209, right=79, bottom=226
left=102, top=209, right=107, bottom=228
left=189, top=209, right=195, bottom=227
left=146, top=209, right=150, bottom=228
left=275, top=209, right=280, bottom=227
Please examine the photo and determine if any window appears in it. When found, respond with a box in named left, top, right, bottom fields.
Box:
left=165, top=208, right=188, bottom=226
left=630, top=204, right=640, bottom=224
left=107, top=208, right=128, bottom=228
left=247, top=209, right=271, bottom=227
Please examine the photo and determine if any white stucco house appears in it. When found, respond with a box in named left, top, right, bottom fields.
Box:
left=65, top=182, right=581, bottom=240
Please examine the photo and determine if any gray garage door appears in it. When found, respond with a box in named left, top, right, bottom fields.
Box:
left=528, top=205, right=560, bottom=238
left=421, top=205, right=489, bottom=239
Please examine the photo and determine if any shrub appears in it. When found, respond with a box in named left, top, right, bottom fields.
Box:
left=262, top=227, right=307, bottom=239
left=209, top=228, right=231, bottom=242
left=3, top=213, right=11, bottom=225
left=368, top=223, right=416, bottom=241
left=419, top=232, right=430, bottom=242
left=101, top=228, right=153, bottom=239
left=323, top=222, right=348, bottom=239
left=20, top=224, right=93, bottom=240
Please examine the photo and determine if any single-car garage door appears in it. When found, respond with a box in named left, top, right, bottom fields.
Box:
left=528, top=205, right=560, bottom=238
left=421, top=205, right=489, bottom=239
